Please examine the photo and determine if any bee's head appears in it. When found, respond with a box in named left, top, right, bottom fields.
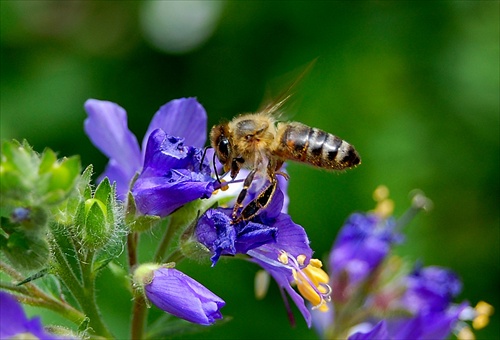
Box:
left=210, top=123, right=232, bottom=165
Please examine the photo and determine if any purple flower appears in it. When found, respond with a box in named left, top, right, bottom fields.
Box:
left=404, top=265, right=462, bottom=314
left=329, top=213, right=401, bottom=286
left=378, top=265, right=466, bottom=340
left=195, top=208, right=278, bottom=265
left=196, top=179, right=287, bottom=265
left=84, top=97, right=207, bottom=199
left=132, top=129, right=216, bottom=217
left=0, top=291, right=57, bottom=339
left=136, top=265, right=225, bottom=325
left=312, top=207, right=472, bottom=340
left=195, top=184, right=329, bottom=327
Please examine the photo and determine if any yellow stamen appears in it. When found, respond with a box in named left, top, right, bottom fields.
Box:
left=213, top=180, right=229, bottom=195
left=303, top=261, right=329, bottom=287
left=473, top=301, right=494, bottom=330
left=278, top=251, right=289, bottom=265
left=309, top=258, right=323, bottom=268
left=220, top=179, right=229, bottom=191
left=297, top=254, right=306, bottom=266
left=295, top=259, right=331, bottom=312
left=457, top=326, right=475, bottom=340
left=372, top=185, right=394, bottom=218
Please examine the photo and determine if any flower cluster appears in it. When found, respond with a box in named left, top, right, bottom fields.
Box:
left=311, top=189, right=493, bottom=340
left=0, top=97, right=493, bottom=340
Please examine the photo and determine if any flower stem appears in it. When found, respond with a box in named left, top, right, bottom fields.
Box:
left=128, top=232, right=139, bottom=269
left=153, top=218, right=173, bottom=263
left=51, top=235, right=113, bottom=338
left=131, top=293, right=148, bottom=340
left=79, top=250, right=114, bottom=338
left=153, top=200, right=205, bottom=263
left=128, top=231, right=148, bottom=339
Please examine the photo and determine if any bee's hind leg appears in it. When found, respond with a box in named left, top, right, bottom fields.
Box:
left=232, top=177, right=277, bottom=224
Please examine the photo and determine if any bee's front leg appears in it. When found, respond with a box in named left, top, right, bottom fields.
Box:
left=232, top=168, right=257, bottom=221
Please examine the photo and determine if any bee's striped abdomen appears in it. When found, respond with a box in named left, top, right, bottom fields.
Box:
left=274, top=122, right=361, bottom=170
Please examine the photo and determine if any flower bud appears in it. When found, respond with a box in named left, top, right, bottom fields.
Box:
left=75, top=178, right=117, bottom=250
left=133, top=263, right=225, bottom=325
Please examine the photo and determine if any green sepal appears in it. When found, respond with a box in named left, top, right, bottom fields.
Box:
left=176, top=196, right=231, bottom=263
left=126, top=192, right=160, bottom=232
left=73, top=177, right=120, bottom=251
left=179, top=234, right=212, bottom=264
left=94, top=177, right=112, bottom=203
left=179, top=211, right=212, bottom=264
left=51, top=165, right=94, bottom=225
left=82, top=199, right=110, bottom=250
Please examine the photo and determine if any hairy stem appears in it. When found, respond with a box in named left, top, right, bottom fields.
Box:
left=51, top=237, right=113, bottom=338
left=79, top=250, right=113, bottom=338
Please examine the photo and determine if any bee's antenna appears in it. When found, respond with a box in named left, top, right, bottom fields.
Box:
left=200, top=146, right=210, bottom=172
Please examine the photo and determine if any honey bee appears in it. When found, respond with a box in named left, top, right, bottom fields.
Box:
left=209, top=67, right=361, bottom=223
left=209, top=102, right=361, bottom=223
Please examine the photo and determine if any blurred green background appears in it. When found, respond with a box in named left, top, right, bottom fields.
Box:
left=1, top=1, right=498, bottom=339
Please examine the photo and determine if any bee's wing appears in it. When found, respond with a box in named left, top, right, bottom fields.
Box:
left=259, top=59, right=317, bottom=119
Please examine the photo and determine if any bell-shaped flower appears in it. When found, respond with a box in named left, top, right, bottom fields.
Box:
left=131, top=129, right=216, bottom=217
left=133, top=263, right=225, bottom=325
left=84, top=97, right=207, bottom=199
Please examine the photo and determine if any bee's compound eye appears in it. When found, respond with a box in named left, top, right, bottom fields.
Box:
left=218, top=137, right=231, bottom=160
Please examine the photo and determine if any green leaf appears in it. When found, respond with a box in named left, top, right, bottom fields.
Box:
left=2, top=231, right=50, bottom=270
